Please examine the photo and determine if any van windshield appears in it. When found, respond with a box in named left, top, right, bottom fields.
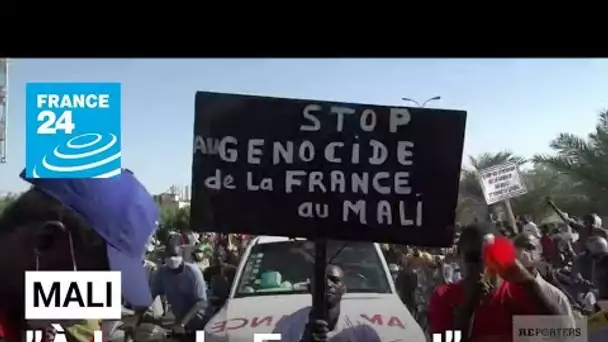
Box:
left=234, top=240, right=391, bottom=298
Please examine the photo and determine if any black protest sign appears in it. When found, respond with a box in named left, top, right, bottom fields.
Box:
left=191, top=92, right=466, bottom=247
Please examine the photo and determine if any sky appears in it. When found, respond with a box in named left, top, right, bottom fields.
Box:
left=1, top=58, right=607, bottom=194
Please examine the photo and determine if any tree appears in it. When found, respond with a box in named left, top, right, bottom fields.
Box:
left=172, top=206, right=190, bottom=231
left=0, top=197, right=12, bottom=215
left=509, top=165, right=588, bottom=221
left=159, top=205, right=191, bottom=245
left=457, top=151, right=525, bottom=223
left=534, top=110, right=608, bottom=215
left=458, top=154, right=590, bottom=224
left=158, top=204, right=191, bottom=241
left=455, top=194, right=485, bottom=225
left=0, top=193, right=18, bottom=215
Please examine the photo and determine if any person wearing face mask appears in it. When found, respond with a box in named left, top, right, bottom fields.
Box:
left=429, top=225, right=572, bottom=342
left=0, top=170, right=158, bottom=342
left=146, top=242, right=208, bottom=334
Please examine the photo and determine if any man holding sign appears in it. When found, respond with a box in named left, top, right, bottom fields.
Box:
left=193, top=92, right=465, bottom=342
left=273, top=265, right=383, bottom=342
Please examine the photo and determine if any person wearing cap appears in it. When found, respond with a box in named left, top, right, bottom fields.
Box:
left=0, top=169, right=158, bottom=342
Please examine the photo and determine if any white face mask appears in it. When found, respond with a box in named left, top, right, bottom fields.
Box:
left=165, top=256, right=183, bottom=269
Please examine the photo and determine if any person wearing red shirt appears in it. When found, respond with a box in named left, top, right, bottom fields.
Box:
left=429, top=224, right=571, bottom=342
left=0, top=170, right=158, bottom=342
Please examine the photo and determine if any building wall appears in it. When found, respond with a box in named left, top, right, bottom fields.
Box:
left=154, top=193, right=190, bottom=210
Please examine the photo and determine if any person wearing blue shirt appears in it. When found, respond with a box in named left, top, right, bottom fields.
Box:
left=149, top=243, right=208, bottom=332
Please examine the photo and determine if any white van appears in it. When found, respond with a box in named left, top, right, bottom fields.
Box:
left=204, top=236, right=425, bottom=342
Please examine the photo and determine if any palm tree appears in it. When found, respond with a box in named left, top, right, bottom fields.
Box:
left=510, top=165, right=589, bottom=220
left=457, top=151, right=525, bottom=223
left=533, top=110, right=608, bottom=215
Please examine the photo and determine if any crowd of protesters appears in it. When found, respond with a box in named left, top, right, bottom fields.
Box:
left=127, top=201, right=608, bottom=342
left=382, top=199, right=608, bottom=341
left=0, top=170, right=606, bottom=342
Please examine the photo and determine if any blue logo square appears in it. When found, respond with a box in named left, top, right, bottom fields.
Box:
left=25, top=83, right=121, bottom=179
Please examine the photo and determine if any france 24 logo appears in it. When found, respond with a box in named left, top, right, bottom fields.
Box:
left=25, top=83, right=121, bottom=179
